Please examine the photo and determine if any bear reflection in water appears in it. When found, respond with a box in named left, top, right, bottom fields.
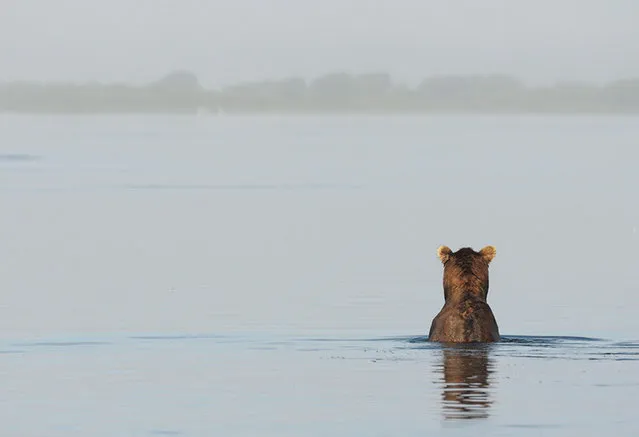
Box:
left=436, top=345, right=495, bottom=420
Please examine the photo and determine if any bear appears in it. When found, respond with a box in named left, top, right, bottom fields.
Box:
left=428, top=245, right=500, bottom=343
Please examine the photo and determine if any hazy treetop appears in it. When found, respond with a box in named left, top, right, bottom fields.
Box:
left=1, top=0, right=638, bottom=87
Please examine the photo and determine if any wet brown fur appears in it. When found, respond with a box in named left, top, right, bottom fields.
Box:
left=428, top=246, right=500, bottom=343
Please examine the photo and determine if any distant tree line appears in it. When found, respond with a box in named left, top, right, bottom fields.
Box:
left=1, top=70, right=639, bottom=114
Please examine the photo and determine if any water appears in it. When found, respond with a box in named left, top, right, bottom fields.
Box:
left=1, top=114, right=639, bottom=435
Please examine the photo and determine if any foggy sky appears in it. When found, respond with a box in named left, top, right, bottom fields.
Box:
left=1, top=0, right=638, bottom=87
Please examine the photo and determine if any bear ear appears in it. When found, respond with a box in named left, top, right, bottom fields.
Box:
left=479, top=245, right=496, bottom=263
left=437, top=245, right=452, bottom=264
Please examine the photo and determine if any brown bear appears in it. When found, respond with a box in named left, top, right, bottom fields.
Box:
left=428, top=245, right=500, bottom=343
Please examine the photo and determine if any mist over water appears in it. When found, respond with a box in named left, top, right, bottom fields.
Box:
left=2, top=0, right=639, bottom=86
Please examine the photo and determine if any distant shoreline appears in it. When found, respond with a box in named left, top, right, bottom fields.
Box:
left=2, top=71, right=638, bottom=114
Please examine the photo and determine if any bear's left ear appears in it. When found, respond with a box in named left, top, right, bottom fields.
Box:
left=437, top=245, right=452, bottom=264
left=479, top=245, right=496, bottom=263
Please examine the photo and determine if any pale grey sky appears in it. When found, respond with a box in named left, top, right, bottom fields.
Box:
left=1, top=0, right=638, bottom=87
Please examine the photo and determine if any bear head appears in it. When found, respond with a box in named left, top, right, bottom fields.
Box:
left=437, top=245, right=496, bottom=302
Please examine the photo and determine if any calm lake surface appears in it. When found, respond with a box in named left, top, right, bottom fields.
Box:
left=1, top=114, right=639, bottom=436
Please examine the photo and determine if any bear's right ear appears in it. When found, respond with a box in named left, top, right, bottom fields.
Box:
left=437, top=245, right=452, bottom=264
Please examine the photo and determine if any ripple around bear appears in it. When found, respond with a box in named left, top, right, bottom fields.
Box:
left=428, top=245, right=500, bottom=343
